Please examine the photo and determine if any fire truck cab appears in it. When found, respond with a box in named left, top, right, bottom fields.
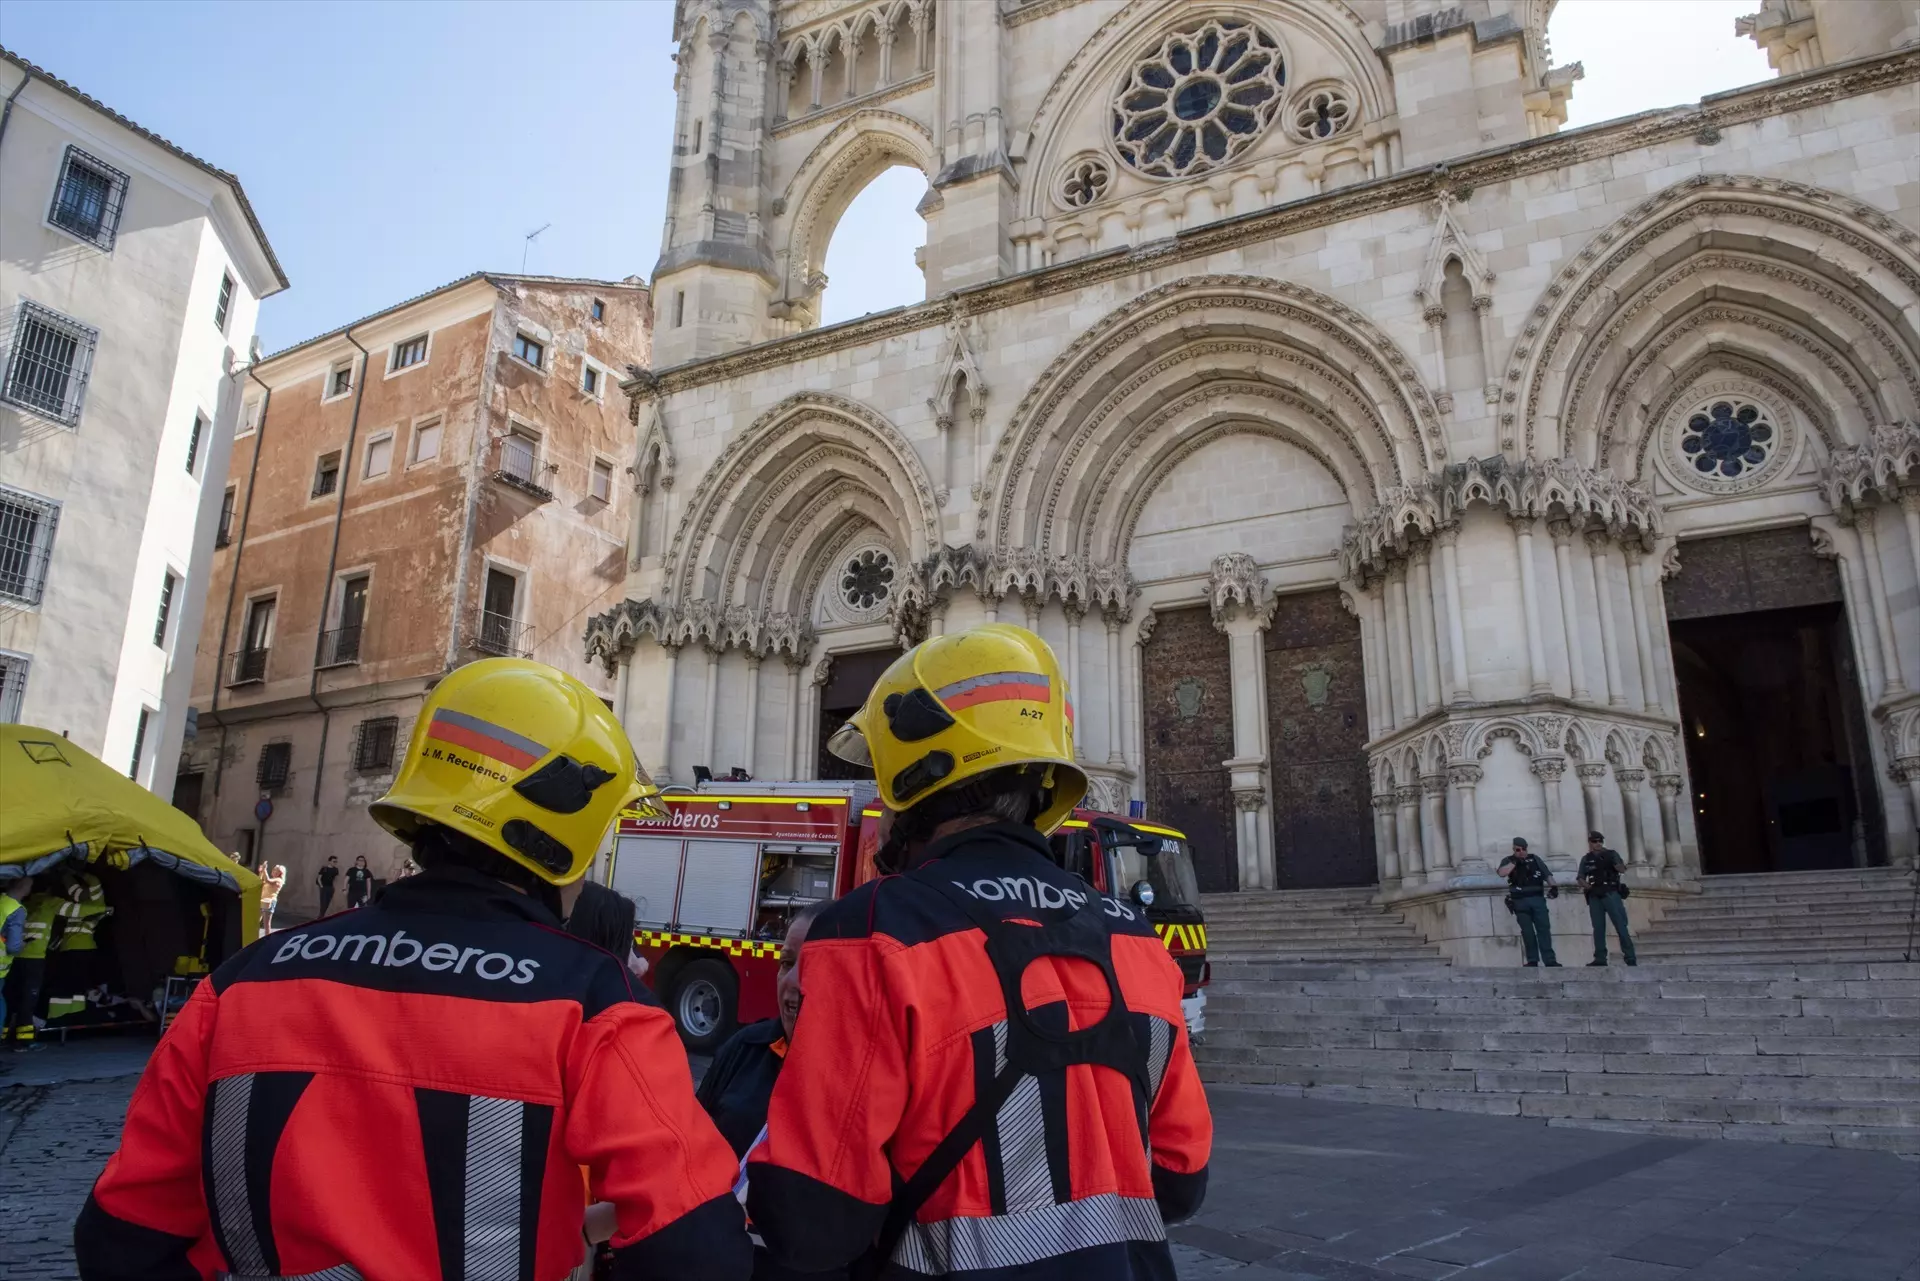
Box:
left=607, top=780, right=1209, bottom=1051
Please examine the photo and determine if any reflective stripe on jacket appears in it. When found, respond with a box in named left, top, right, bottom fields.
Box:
left=76, top=865, right=753, bottom=1281
left=0, top=893, right=23, bottom=977
left=748, top=821, right=1212, bottom=1281
left=20, top=895, right=62, bottom=960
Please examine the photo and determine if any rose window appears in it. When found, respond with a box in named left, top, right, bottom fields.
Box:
left=1111, top=20, right=1286, bottom=179
left=840, top=548, right=895, bottom=612
left=1290, top=85, right=1354, bottom=141
left=1681, top=400, right=1775, bottom=479
left=1058, top=156, right=1111, bottom=209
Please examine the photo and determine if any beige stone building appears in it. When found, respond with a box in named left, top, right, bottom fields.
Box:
left=588, top=0, right=1920, bottom=961
left=183, top=274, right=649, bottom=916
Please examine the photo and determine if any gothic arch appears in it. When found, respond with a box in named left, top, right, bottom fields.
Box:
left=981, top=275, right=1440, bottom=551
left=1014, top=0, right=1389, bottom=221
left=1627, top=349, right=1835, bottom=486
left=1467, top=718, right=1543, bottom=760
left=1507, top=175, right=1920, bottom=465
left=666, top=392, right=939, bottom=610
left=775, top=110, right=936, bottom=318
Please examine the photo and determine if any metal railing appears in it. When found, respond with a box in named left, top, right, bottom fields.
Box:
left=215, top=509, right=234, bottom=548
left=318, top=625, right=362, bottom=667
left=227, top=646, right=269, bottom=686
left=489, top=436, right=553, bottom=500
left=472, top=610, right=533, bottom=658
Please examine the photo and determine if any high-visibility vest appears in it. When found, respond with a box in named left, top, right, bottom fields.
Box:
left=53, top=899, right=108, bottom=952
left=19, top=894, right=62, bottom=961
left=0, top=893, right=22, bottom=978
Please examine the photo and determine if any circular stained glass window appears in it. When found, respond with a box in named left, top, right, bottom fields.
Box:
left=840, top=548, right=895, bottom=613
left=1680, top=400, right=1774, bottom=479
left=1111, top=20, right=1286, bottom=180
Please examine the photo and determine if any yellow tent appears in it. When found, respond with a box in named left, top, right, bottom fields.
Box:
left=0, top=725, right=260, bottom=964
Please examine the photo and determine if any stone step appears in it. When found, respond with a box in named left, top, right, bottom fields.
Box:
left=1633, top=925, right=1915, bottom=944
left=1654, top=902, right=1915, bottom=920
left=1693, top=869, right=1914, bottom=888
left=1632, top=944, right=1910, bottom=962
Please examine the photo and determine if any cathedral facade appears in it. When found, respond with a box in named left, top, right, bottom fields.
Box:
left=587, top=0, right=1920, bottom=953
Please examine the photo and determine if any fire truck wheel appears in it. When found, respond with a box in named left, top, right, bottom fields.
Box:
left=670, top=958, right=738, bottom=1052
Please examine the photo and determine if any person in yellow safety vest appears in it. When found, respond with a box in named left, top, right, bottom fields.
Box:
left=1, top=877, right=31, bottom=1048
left=5, top=885, right=63, bottom=1049
left=49, top=871, right=114, bottom=1023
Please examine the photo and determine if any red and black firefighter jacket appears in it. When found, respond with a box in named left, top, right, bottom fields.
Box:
left=76, top=865, right=751, bottom=1281
left=747, top=821, right=1212, bottom=1280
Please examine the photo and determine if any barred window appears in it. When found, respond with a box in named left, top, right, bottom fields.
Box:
left=0, top=485, right=60, bottom=606
left=48, top=145, right=129, bottom=250
left=354, top=716, right=399, bottom=773
left=256, top=741, right=292, bottom=793
left=0, top=653, right=28, bottom=723
left=313, top=451, right=341, bottom=498
left=154, top=570, right=177, bottom=647
left=4, top=301, right=99, bottom=426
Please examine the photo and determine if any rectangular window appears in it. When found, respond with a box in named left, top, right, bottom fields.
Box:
left=512, top=333, right=544, bottom=367
left=232, top=596, right=274, bottom=684
left=499, top=427, right=539, bottom=486
left=256, top=741, right=291, bottom=793
left=479, top=567, right=521, bottom=655
left=239, top=398, right=261, bottom=437
left=3, top=301, right=99, bottom=426
left=48, top=145, right=129, bottom=250
left=327, top=573, right=368, bottom=665
left=313, top=451, right=341, bottom=497
left=673, top=291, right=685, bottom=328
left=217, top=486, right=237, bottom=547
left=390, top=334, right=428, bottom=372
left=591, top=458, right=613, bottom=502
left=326, top=363, right=353, bottom=400
left=154, top=570, right=177, bottom=647
left=130, top=707, right=150, bottom=779
left=215, top=272, right=235, bottom=333
left=185, top=412, right=206, bottom=475
left=582, top=365, right=600, bottom=396
left=0, top=485, right=60, bottom=606
left=354, top=716, right=399, bottom=773
left=411, top=418, right=442, bottom=464
left=590, top=298, right=606, bottom=322
left=365, top=433, right=393, bottom=479
left=0, top=653, right=27, bottom=723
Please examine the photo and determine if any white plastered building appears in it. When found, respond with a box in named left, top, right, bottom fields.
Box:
left=588, top=0, right=1920, bottom=958
left=0, top=48, right=287, bottom=788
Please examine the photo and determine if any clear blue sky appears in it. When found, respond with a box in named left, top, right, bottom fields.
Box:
left=0, top=0, right=1770, bottom=352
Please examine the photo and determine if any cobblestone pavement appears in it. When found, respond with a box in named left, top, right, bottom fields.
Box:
left=4, top=1047, right=1917, bottom=1280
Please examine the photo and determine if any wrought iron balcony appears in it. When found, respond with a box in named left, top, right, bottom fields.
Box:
left=318, top=625, right=362, bottom=667
left=471, top=610, right=533, bottom=658
left=227, top=646, right=269, bottom=686
left=489, top=436, right=553, bottom=500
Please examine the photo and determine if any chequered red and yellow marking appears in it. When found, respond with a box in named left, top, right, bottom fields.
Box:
left=634, top=928, right=786, bottom=959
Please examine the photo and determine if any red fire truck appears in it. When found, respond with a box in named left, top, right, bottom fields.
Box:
left=606, top=780, right=1210, bottom=1051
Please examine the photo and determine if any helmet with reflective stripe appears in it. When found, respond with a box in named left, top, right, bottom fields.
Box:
left=371, top=658, right=663, bottom=885
left=828, top=623, right=1087, bottom=834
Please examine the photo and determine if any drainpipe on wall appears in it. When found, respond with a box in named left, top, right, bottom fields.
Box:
left=211, top=367, right=272, bottom=800
left=445, top=289, right=504, bottom=671
left=310, top=330, right=370, bottom=808
left=0, top=65, right=32, bottom=160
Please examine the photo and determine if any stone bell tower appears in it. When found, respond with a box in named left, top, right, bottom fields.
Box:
left=652, top=0, right=780, bottom=369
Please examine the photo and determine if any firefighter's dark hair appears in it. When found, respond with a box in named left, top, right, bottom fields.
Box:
left=565, top=880, right=638, bottom=956
left=892, top=764, right=1048, bottom=846
left=411, top=823, right=564, bottom=918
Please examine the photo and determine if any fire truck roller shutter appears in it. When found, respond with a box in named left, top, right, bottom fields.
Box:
left=613, top=835, right=685, bottom=926
left=676, top=840, right=760, bottom=935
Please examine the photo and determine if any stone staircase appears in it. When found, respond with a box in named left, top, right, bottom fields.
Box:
left=1198, top=888, right=1445, bottom=962
left=1194, top=960, right=1920, bottom=1153
left=1634, top=867, right=1920, bottom=963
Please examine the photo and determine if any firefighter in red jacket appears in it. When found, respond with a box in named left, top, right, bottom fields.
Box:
left=747, top=624, right=1212, bottom=1280
left=77, top=658, right=752, bottom=1281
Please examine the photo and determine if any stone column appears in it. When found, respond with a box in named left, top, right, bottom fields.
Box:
left=1357, top=593, right=1385, bottom=736
left=741, top=654, right=763, bottom=777
left=782, top=656, right=804, bottom=779
left=805, top=657, right=832, bottom=778
left=1064, top=601, right=1086, bottom=756
left=1395, top=784, right=1425, bottom=883
left=658, top=642, right=681, bottom=782
left=1576, top=763, right=1607, bottom=841
left=1651, top=774, right=1685, bottom=873
left=1104, top=611, right=1126, bottom=765
left=1385, top=562, right=1417, bottom=724
left=1447, top=763, right=1485, bottom=872
left=1435, top=527, right=1472, bottom=703
left=1373, top=792, right=1402, bottom=883
left=1409, top=545, right=1442, bottom=715
left=1232, top=788, right=1267, bottom=890
left=1614, top=767, right=1648, bottom=867
left=700, top=645, right=723, bottom=776
left=1623, top=545, right=1662, bottom=715
left=1023, top=594, right=1041, bottom=632
left=1585, top=528, right=1626, bottom=706
left=1894, top=759, right=1920, bottom=869
left=1548, top=520, right=1590, bottom=701
left=876, top=18, right=894, bottom=86
left=1419, top=774, right=1452, bottom=882
left=1901, top=495, right=1920, bottom=607
left=1511, top=515, right=1552, bottom=696
left=1822, top=526, right=1888, bottom=701
left=1856, top=509, right=1909, bottom=695
left=1530, top=756, right=1569, bottom=873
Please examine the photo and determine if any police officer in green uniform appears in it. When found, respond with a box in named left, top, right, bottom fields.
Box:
left=1498, top=837, right=1561, bottom=967
left=1578, top=831, right=1636, bottom=966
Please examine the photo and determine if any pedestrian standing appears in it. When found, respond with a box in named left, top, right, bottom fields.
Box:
left=345, top=855, right=373, bottom=909
left=315, top=855, right=339, bottom=916
left=0, top=877, right=30, bottom=1044
left=258, top=864, right=286, bottom=935
left=1579, top=831, right=1637, bottom=966
left=1498, top=837, right=1561, bottom=967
